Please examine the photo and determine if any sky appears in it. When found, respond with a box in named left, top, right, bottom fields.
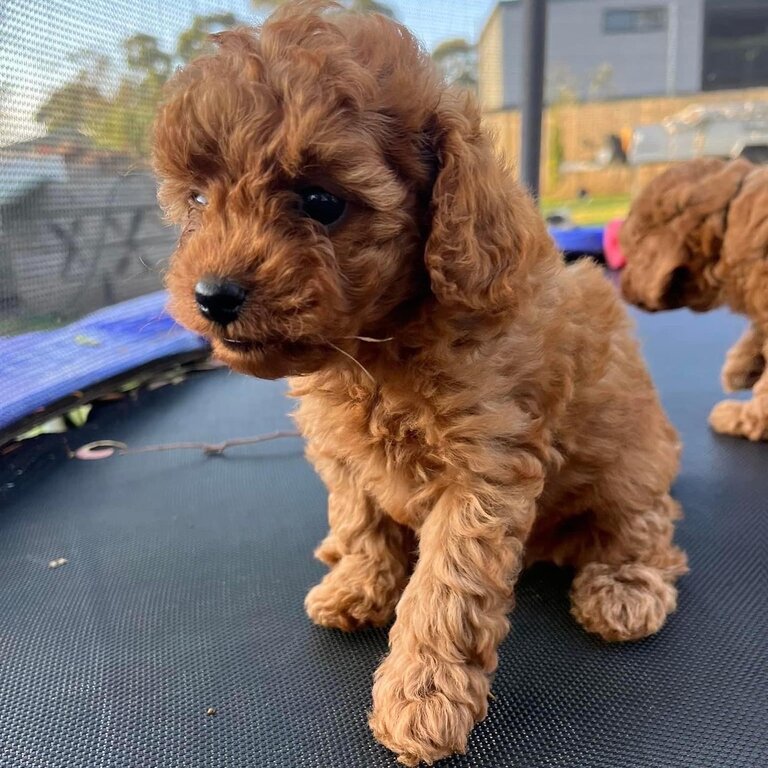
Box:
left=0, top=0, right=497, bottom=145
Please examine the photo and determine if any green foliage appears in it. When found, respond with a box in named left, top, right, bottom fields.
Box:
left=123, top=33, right=173, bottom=79
left=546, top=63, right=579, bottom=107
left=36, top=13, right=242, bottom=159
left=252, top=0, right=395, bottom=16
left=176, top=13, right=239, bottom=63
left=36, top=78, right=108, bottom=136
left=588, top=63, right=614, bottom=101
left=547, top=118, right=565, bottom=191
left=35, top=50, right=109, bottom=136
left=431, top=38, right=477, bottom=91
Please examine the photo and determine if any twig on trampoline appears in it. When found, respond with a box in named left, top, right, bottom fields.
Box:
left=71, top=430, right=301, bottom=460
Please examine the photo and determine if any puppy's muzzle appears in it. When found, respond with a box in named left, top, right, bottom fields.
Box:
left=195, top=276, right=248, bottom=326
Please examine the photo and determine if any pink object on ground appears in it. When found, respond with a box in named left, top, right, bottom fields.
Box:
left=603, top=218, right=626, bottom=270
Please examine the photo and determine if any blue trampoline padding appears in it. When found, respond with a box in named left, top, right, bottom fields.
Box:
left=550, top=226, right=605, bottom=254
left=0, top=291, right=208, bottom=434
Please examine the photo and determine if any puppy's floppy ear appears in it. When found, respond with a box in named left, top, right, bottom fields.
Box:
left=620, top=211, right=727, bottom=312
left=620, top=158, right=752, bottom=311
left=423, top=93, right=550, bottom=315
left=620, top=227, right=700, bottom=311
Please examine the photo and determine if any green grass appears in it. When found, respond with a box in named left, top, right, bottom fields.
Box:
left=541, top=195, right=630, bottom=226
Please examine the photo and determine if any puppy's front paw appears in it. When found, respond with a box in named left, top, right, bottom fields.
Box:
left=570, top=562, right=678, bottom=642
left=709, top=399, right=746, bottom=436
left=305, top=560, right=401, bottom=631
left=369, top=649, right=489, bottom=765
left=709, top=399, right=768, bottom=441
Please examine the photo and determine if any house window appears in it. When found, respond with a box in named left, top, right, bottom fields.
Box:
left=603, top=7, right=667, bottom=34
left=703, top=1, right=768, bottom=91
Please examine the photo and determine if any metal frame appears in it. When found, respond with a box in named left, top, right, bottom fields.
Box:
left=520, top=0, right=548, bottom=199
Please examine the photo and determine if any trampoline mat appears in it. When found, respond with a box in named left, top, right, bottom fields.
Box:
left=1, top=306, right=766, bottom=768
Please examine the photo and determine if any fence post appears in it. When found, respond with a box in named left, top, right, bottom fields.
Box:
left=520, top=0, right=548, bottom=200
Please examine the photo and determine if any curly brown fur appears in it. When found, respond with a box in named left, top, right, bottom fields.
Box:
left=620, top=158, right=768, bottom=441
left=153, top=3, right=688, bottom=763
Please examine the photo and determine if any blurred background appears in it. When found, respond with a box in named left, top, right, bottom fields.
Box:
left=1, top=0, right=767, bottom=336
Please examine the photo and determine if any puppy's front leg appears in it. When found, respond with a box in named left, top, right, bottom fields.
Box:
left=369, top=481, right=537, bottom=766
left=711, top=336, right=768, bottom=441
left=305, top=460, right=412, bottom=631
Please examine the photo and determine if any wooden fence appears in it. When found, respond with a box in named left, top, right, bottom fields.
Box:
left=483, top=87, right=768, bottom=198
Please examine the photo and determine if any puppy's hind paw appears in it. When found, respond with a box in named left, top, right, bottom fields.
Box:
left=570, top=562, right=679, bottom=643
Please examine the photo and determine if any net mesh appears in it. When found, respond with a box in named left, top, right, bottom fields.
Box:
left=1, top=0, right=258, bottom=333
left=0, top=0, right=767, bottom=415
left=0, top=2, right=766, bottom=765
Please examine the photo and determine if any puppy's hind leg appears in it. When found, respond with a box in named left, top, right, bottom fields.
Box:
left=720, top=324, right=765, bottom=393
left=304, top=454, right=412, bottom=631
left=569, top=493, right=688, bottom=642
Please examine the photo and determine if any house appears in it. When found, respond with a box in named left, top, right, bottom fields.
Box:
left=478, top=0, right=768, bottom=111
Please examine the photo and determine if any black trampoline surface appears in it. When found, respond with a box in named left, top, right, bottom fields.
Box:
left=1, top=306, right=766, bottom=768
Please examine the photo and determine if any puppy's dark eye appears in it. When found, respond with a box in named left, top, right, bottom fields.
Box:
left=298, top=186, right=346, bottom=226
left=190, top=191, right=208, bottom=207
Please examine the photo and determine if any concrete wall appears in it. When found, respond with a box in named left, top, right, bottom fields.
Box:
left=478, top=6, right=505, bottom=111
left=479, top=0, right=706, bottom=110
left=0, top=169, right=172, bottom=329
left=673, top=0, right=706, bottom=93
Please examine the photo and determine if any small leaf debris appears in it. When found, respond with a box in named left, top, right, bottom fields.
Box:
left=74, top=334, right=101, bottom=347
left=48, top=557, right=69, bottom=569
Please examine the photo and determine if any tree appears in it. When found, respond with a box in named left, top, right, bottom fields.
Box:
left=176, top=13, right=239, bottom=64
left=36, top=79, right=107, bottom=136
left=545, top=65, right=580, bottom=192
left=0, top=81, right=9, bottom=146
left=251, top=0, right=395, bottom=18
left=588, top=63, right=614, bottom=102
left=352, top=0, right=395, bottom=15
left=35, top=13, right=242, bottom=159
left=546, top=63, right=580, bottom=106
left=36, top=50, right=110, bottom=136
left=431, top=38, right=477, bottom=91
left=123, top=34, right=173, bottom=82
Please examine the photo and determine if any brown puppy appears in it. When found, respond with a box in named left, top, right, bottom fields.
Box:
left=621, top=157, right=768, bottom=441
left=153, top=3, right=688, bottom=763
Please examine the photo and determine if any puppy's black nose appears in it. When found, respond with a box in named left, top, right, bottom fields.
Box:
left=194, top=277, right=248, bottom=326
